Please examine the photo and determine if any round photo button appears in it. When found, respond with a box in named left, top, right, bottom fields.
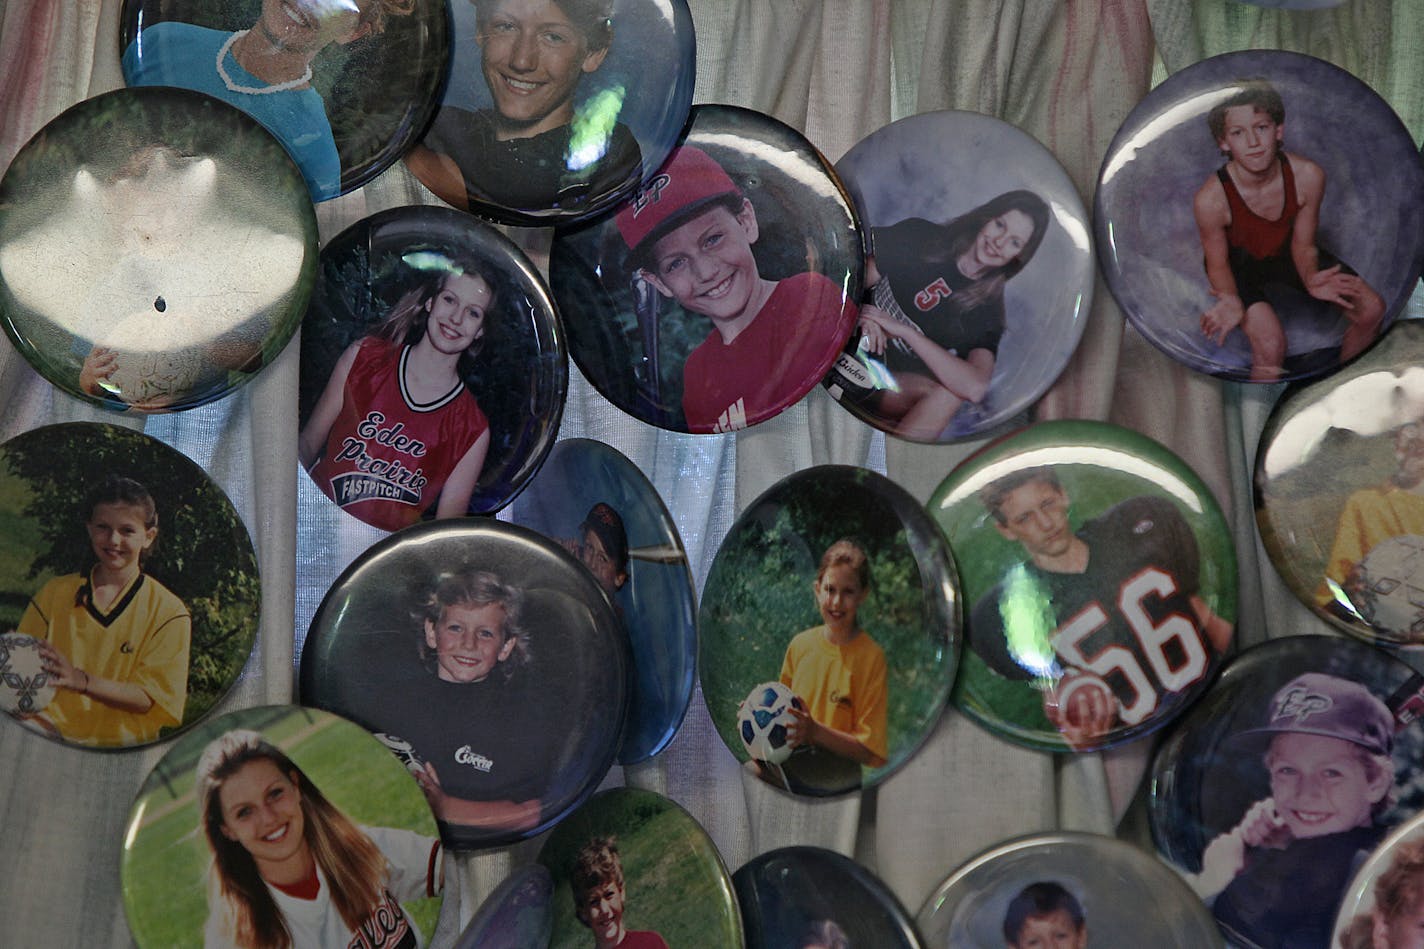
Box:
left=828, top=110, right=1093, bottom=443
left=1150, top=636, right=1424, bottom=949
left=916, top=831, right=1222, bottom=948
left=121, top=704, right=445, bottom=948
left=0, top=86, right=318, bottom=412
left=1256, top=320, right=1424, bottom=647
left=509, top=438, right=696, bottom=764
left=299, top=205, right=566, bottom=531
left=120, top=0, right=451, bottom=202
left=1095, top=50, right=1424, bottom=383
left=734, top=846, right=923, bottom=949
left=549, top=104, right=863, bottom=434
left=408, top=0, right=695, bottom=226
left=699, top=465, right=960, bottom=797
left=299, top=518, right=628, bottom=850
left=1332, top=811, right=1424, bottom=949
left=454, top=863, right=554, bottom=949
left=536, top=787, right=742, bottom=949
left=0, top=422, right=259, bottom=750
left=930, top=420, right=1237, bottom=753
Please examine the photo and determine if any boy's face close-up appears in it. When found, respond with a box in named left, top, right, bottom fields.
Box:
left=256, top=0, right=374, bottom=55
left=574, top=876, right=626, bottom=946
left=476, top=0, right=609, bottom=139
left=1375, top=894, right=1424, bottom=949
left=1217, top=104, right=1284, bottom=176
left=580, top=528, right=627, bottom=596
left=1008, top=909, right=1087, bottom=949
left=1266, top=732, right=1390, bottom=839
left=425, top=601, right=515, bottom=683
left=643, top=200, right=761, bottom=324
left=992, top=479, right=1073, bottom=564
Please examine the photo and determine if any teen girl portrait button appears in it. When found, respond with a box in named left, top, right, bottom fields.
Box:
left=930, top=420, right=1237, bottom=753
left=509, top=437, right=696, bottom=764
left=699, top=466, right=960, bottom=798
left=734, top=846, right=923, bottom=949
left=828, top=110, right=1093, bottom=443
left=454, top=863, right=553, bottom=949
left=120, top=0, right=450, bottom=202
left=0, top=423, right=259, bottom=750
left=536, top=787, right=743, bottom=948
left=1332, top=810, right=1424, bottom=949
left=916, top=832, right=1223, bottom=948
left=299, top=205, right=565, bottom=531
left=1149, top=636, right=1424, bottom=949
left=299, top=518, right=628, bottom=851
left=0, top=87, right=317, bottom=412
left=550, top=104, right=862, bottom=434
left=406, top=0, right=695, bottom=225
left=121, top=704, right=445, bottom=948
left=1256, top=320, right=1424, bottom=648
left=1096, top=50, right=1424, bottom=384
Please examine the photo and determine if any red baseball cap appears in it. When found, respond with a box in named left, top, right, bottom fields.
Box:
left=615, top=146, right=742, bottom=256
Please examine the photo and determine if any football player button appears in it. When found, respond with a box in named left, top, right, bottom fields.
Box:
left=1149, top=636, right=1424, bottom=949
left=299, top=205, right=565, bottom=531
left=734, top=846, right=922, bottom=949
left=549, top=104, right=863, bottom=434
left=1332, top=810, right=1424, bottom=949
left=454, top=863, right=554, bottom=949
left=1256, top=320, right=1424, bottom=647
left=930, top=419, right=1236, bottom=753
left=407, top=0, right=695, bottom=226
left=299, top=518, right=628, bottom=851
left=916, top=831, right=1221, bottom=947
left=121, top=704, right=445, bottom=948
left=0, top=87, right=318, bottom=412
left=699, top=465, right=960, bottom=797
left=536, top=787, right=742, bottom=948
left=828, top=110, right=1093, bottom=443
left=0, top=422, right=259, bottom=750
left=509, top=438, right=697, bottom=764
left=1095, top=50, right=1424, bottom=383
left=120, top=0, right=451, bottom=202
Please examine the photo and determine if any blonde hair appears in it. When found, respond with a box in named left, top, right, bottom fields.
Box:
left=817, top=539, right=870, bottom=590
left=197, top=730, right=390, bottom=949
left=362, top=0, right=418, bottom=34
left=372, top=256, right=495, bottom=367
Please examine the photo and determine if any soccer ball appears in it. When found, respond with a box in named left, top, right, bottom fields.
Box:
left=0, top=633, right=55, bottom=715
left=1355, top=534, right=1424, bottom=641
left=736, top=681, right=804, bottom=765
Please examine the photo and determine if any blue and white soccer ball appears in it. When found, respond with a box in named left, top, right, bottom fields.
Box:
left=1356, top=534, right=1424, bottom=641
left=737, top=681, right=804, bottom=765
left=0, top=632, right=55, bottom=715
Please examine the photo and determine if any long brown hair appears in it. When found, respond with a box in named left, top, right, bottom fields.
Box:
left=197, top=730, right=390, bottom=949
left=909, top=190, right=1050, bottom=312
left=371, top=255, right=496, bottom=374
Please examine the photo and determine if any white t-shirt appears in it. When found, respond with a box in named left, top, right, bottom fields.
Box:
left=204, top=826, right=440, bottom=949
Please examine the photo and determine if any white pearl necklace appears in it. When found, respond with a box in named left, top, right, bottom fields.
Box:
left=216, top=30, right=312, bottom=95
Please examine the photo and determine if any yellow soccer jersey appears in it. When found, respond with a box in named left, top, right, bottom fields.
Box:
left=17, top=571, right=191, bottom=746
left=1317, top=485, right=1424, bottom=607
left=779, top=625, right=888, bottom=761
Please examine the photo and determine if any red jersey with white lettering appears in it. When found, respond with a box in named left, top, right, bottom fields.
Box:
left=309, top=337, right=488, bottom=531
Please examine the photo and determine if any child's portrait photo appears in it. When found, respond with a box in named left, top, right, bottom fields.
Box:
left=829, top=110, right=1094, bottom=443
left=932, top=421, right=1236, bottom=753
left=699, top=465, right=959, bottom=797
left=120, top=0, right=450, bottom=201
left=299, top=518, right=627, bottom=850
left=1148, top=637, right=1424, bottom=949
left=0, top=422, right=259, bottom=749
left=551, top=104, right=862, bottom=434
left=537, top=787, right=741, bottom=949
left=733, top=846, right=920, bottom=949
left=1255, top=321, right=1424, bottom=646
left=510, top=437, right=697, bottom=764
left=920, top=833, right=1222, bottom=949
left=120, top=705, right=444, bottom=949
left=0, top=87, right=318, bottom=413
left=406, top=0, right=694, bottom=223
left=1095, top=50, right=1424, bottom=383
left=1333, top=818, right=1424, bottom=949
left=298, top=205, right=565, bottom=532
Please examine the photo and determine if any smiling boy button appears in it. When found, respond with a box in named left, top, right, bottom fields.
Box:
left=550, top=104, right=862, bottom=434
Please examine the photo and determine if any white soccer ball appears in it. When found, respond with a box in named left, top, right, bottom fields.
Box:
left=736, top=681, right=804, bottom=765
left=1356, top=534, right=1424, bottom=641
left=0, top=632, right=56, bottom=715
